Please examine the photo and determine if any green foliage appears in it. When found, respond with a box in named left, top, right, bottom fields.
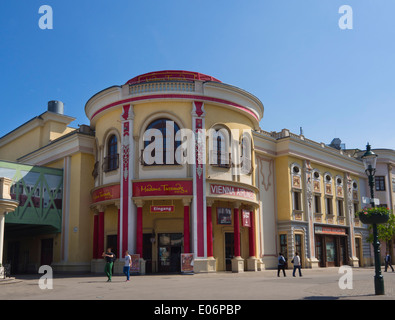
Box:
left=366, top=213, right=395, bottom=244
left=356, top=206, right=390, bottom=219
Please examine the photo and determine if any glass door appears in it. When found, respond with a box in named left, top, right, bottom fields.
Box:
left=326, top=237, right=336, bottom=267
left=225, top=233, right=234, bottom=271
left=158, top=233, right=182, bottom=273
left=315, top=235, right=323, bottom=267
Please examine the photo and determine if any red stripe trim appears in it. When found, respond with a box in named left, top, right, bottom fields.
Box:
left=90, top=94, right=259, bottom=121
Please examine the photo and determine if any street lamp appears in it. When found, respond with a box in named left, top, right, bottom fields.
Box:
left=361, top=143, right=384, bottom=295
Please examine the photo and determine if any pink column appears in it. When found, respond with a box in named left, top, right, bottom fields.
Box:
left=248, top=211, right=256, bottom=257
left=234, top=206, right=241, bottom=257
left=98, top=209, right=105, bottom=257
left=116, top=203, right=121, bottom=258
left=207, top=204, right=213, bottom=257
left=136, top=204, right=143, bottom=257
left=93, top=214, right=98, bottom=259
left=184, top=203, right=190, bottom=253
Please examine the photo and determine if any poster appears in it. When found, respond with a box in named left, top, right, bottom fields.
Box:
left=217, top=207, right=232, bottom=225
left=130, top=254, right=140, bottom=273
left=242, top=210, right=251, bottom=227
left=181, top=253, right=194, bottom=273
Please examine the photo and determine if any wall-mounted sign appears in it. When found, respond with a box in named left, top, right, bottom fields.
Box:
left=92, top=184, right=120, bottom=203
left=150, top=205, right=175, bottom=213
left=210, top=184, right=255, bottom=200
left=315, top=226, right=346, bottom=235
left=133, top=180, right=193, bottom=197
left=242, top=210, right=251, bottom=227
left=217, top=207, right=232, bottom=225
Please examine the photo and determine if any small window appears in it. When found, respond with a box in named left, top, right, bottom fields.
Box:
left=325, top=175, right=332, bottom=183
left=293, top=191, right=302, bottom=211
left=337, top=199, right=344, bottom=216
left=375, top=176, right=386, bottom=191
left=353, top=203, right=359, bottom=214
left=210, top=128, right=230, bottom=168
left=280, top=234, right=288, bottom=259
left=314, top=195, right=321, bottom=213
left=326, top=198, right=333, bottom=215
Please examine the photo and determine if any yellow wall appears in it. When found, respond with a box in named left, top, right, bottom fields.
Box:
left=95, top=108, right=122, bottom=146
left=0, top=120, right=74, bottom=162
left=275, top=156, right=292, bottom=221
left=275, top=154, right=361, bottom=223
left=67, top=152, right=95, bottom=263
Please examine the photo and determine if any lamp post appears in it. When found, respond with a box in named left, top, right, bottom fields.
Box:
left=361, top=143, right=384, bottom=295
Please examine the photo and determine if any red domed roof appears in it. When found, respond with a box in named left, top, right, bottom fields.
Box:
left=126, top=70, right=221, bottom=85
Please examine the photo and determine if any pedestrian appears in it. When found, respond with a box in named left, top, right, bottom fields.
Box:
left=277, top=252, right=286, bottom=277
left=102, top=247, right=116, bottom=282
left=384, top=252, right=394, bottom=272
left=124, top=250, right=132, bottom=281
left=292, top=252, right=302, bottom=277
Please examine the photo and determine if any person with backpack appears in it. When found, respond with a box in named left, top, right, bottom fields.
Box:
left=277, top=252, right=287, bottom=277
left=102, top=247, right=116, bottom=282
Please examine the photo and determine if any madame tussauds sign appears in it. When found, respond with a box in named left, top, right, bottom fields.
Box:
left=133, top=180, right=193, bottom=197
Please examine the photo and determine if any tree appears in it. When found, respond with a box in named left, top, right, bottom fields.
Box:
left=366, top=213, right=395, bottom=254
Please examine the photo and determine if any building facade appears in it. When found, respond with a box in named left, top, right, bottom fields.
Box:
left=0, top=70, right=376, bottom=274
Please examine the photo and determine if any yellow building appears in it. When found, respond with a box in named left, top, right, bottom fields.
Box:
left=254, top=129, right=371, bottom=268
left=0, top=71, right=373, bottom=274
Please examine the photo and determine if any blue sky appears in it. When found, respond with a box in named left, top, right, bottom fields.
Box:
left=1, top=1, right=394, bottom=150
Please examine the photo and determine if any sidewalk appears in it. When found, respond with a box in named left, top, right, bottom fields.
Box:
left=0, top=267, right=394, bottom=300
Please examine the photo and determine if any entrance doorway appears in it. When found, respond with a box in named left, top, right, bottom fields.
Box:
left=325, top=237, right=336, bottom=267
left=316, top=234, right=349, bottom=267
left=225, top=233, right=234, bottom=271
left=143, top=234, right=153, bottom=273
left=40, top=238, right=53, bottom=266
left=355, top=238, right=361, bottom=267
left=158, top=233, right=182, bottom=273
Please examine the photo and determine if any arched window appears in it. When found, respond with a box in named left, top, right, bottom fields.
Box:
left=105, top=134, right=118, bottom=172
left=143, top=118, right=181, bottom=165
left=240, top=133, right=252, bottom=174
left=209, top=127, right=230, bottom=168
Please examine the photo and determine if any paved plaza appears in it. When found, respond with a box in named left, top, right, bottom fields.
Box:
left=0, top=267, right=394, bottom=301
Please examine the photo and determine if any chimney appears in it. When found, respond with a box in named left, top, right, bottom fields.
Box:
left=47, top=100, right=64, bottom=115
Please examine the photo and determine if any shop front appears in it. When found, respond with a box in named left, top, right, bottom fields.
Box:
left=206, top=180, right=260, bottom=272
left=314, top=226, right=349, bottom=267
left=132, top=179, right=193, bottom=273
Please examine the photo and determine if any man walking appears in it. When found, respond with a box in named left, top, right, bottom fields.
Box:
left=384, top=252, right=394, bottom=272
left=102, top=248, right=116, bottom=282
left=292, top=252, right=302, bottom=277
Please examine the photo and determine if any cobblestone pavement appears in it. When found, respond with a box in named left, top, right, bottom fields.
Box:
left=0, top=267, right=394, bottom=300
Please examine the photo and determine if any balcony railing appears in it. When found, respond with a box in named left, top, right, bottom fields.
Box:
left=103, top=154, right=119, bottom=172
